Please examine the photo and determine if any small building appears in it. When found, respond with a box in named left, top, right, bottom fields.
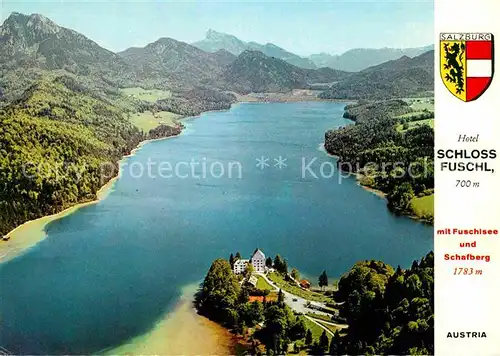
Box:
left=233, top=259, right=249, bottom=274
left=248, top=275, right=258, bottom=287
left=251, top=248, right=266, bottom=273
left=300, top=279, right=311, bottom=289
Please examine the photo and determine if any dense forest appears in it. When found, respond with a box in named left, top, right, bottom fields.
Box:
left=0, top=76, right=147, bottom=235
left=341, top=100, right=413, bottom=122
left=324, top=100, right=434, bottom=221
left=197, top=252, right=434, bottom=355
left=0, top=68, right=237, bottom=236
left=152, top=87, right=236, bottom=116
left=333, top=252, right=434, bottom=355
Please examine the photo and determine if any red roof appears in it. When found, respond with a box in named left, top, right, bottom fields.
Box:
left=248, top=296, right=265, bottom=303
left=300, top=279, right=311, bottom=287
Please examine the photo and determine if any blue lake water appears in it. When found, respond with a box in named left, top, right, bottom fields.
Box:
left=0, top=102, right=433, bottom=354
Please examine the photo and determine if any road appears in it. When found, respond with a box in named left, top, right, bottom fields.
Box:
left=257, top=273, right=348, bottom=333
left=257, top=273, right=336, bottom=316
left=304, top=316, right=335, bottom=336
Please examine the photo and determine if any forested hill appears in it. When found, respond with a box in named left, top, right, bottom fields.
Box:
left=341, top=100, right=413, bottom=123
left=221, top=50, right=348, bottom=93
left=335, top=251, right=434, bottom=355
left=319, top=50, right=434, bottom=100
left=118, top=37, right=232, bottom=91
left=0, top=76, right=144, bottom=236
left=325, top=100, right=434, bottom=222
left=0, top=12, right=134, bottom=103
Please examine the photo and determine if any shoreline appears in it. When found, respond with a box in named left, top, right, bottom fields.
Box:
left=234, top=91, right=354, bottom=103
left=320, top=142, right=432, bottom=224
left=320, top=143, right=388, bottom=200
left=102, top=283, right=238, bottom=355
left=0, top=100, right=245, bottom=263
left=0, top=177, right=116, bottom=263
left=0, top=132, right=183, bottom=264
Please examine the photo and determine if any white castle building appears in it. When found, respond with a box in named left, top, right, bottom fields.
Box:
left=233, top=259, right=249, bottom=274
left=233, top=248, right=266, bottom=274
left=250, top=248, right=266, bottom=272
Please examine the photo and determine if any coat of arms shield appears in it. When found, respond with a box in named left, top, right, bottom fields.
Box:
left=440, top=33, right=494, bottom=101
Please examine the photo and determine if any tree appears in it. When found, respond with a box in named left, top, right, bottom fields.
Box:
left=282, top=259, right=289, bottom=275
left=329, top=330, right=342, bottom=355
left=274, top=255, right=284, bottom=273
left=262, top=304, right=294, bottom=353
left=289, top=317, right=307, bottom=341
left=235, top=251, right=241, bottom=260
left=387, top=182, right=415, bottom=214
left=319, top=330, right=329, bottom=352
left=266, top=256, right=273, bottom=268
left=198, top=258, right=240, bottom=326
left=319, top=270, right=329, bottom=290
left=238, top=286, right=250, bottom=304
left=278, top=289, right=285, bottom=305
left=239, top=300, right=264, bottom=327
left=229, top=253, right=235, bottom=267
left=244, top=263, right=254, bottom=279
left=291, top=268, right=300, bottom=281
left=305, top=329, right=313, bottom=346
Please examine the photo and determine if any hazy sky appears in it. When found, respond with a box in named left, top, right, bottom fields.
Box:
left=0, top=0, right=434, bottom=56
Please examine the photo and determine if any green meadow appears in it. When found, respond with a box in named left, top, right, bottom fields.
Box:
left=121, top=87, right=172, bottom=102
left=130, top=111, right=180, bottom=133
left=411, top=194, right=434, bottom=220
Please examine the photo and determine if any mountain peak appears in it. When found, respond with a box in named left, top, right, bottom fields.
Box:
left=238, top=49, right=268, bottom=60
left=1, top=12, right=60, bottom=39
left=26, top=13, right=60, bottom=35
left=206, top=29, right=229, bottom=40
left=3, top=11, right=27, bottom=23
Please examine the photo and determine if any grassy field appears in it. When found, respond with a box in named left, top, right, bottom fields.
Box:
left=409, top=118, right=434, bottom=129
left=256, top=275, right=274, bottom=291
left=268, top=273, right=332, bottom=303
left=130, top=111, right=180, bottom=133
left=411, top=194, right=434, bottom=219
left=306, top=313, right=333, bottom=322
left=396, top=98, right=434, bottom=121
left=402, top=97, right=434, bottom=111
left=317, top=320, right=342, bottom=334
left=410, top=99, right=434, bottom=111
left=397, top=118, right=434, bottom=132
left=300, top=316, right=331, bottom=342
left=397, top=111, right=429, bottom=119
left=121, top=87, right=172, bottom=102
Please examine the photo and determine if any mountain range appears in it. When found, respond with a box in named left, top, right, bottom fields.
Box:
left=117, top=37, right=232, bottom=91
left=221, top=50, right=348, bottom=93
left=0, top=13, right=338, bottom=101
left=0, top=12, right=434, bottom=104
left=308, top=45, right=433, bottom=72
left=319, top=50, right=434, bottom=100
left=192, top=29, right=433, bottom=72
left=192, top=29, right=317, bottom=69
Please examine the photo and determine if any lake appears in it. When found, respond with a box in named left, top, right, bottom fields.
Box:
left=0, top=102, right=433, bottom=354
